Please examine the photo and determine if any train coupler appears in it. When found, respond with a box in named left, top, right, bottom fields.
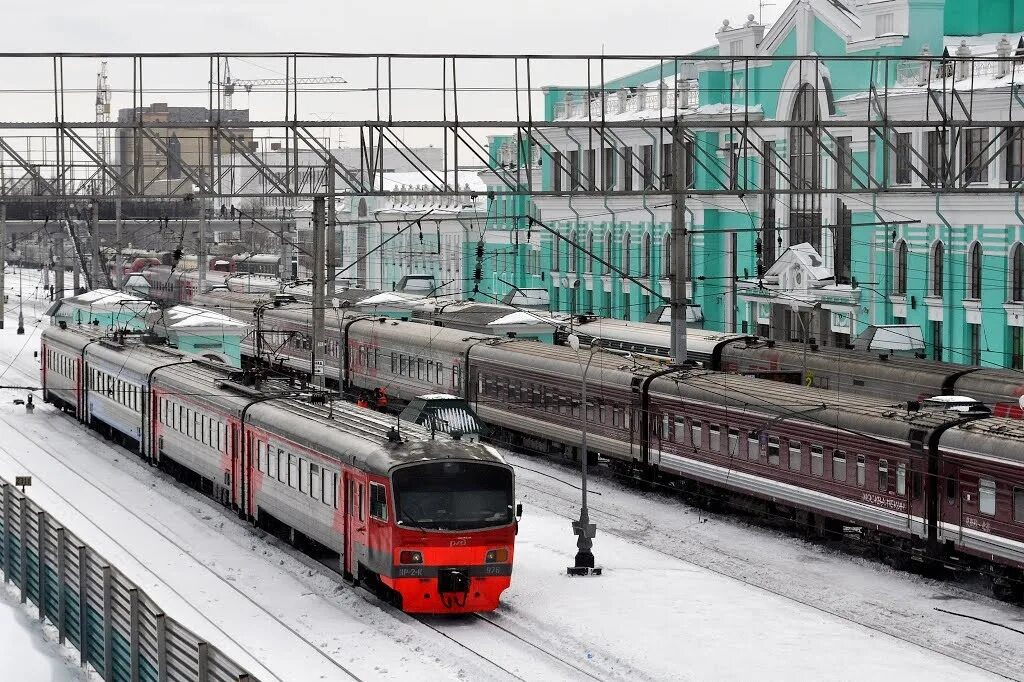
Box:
left=438, top=567, right=470, bottom=594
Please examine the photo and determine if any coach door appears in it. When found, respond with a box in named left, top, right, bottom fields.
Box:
left=343, top=471, right=367, bottom=578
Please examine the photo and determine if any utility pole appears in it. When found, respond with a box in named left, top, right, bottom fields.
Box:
left=72, top=248, right=80, bottom=295
left=198, top=201, right=207, bottom=294
left=327, top=167, right=337, bottom=297
left=90, top=201, right=101, bottom=289
left=670, top=119, right=689, bottom=365
left=0, top=203, right=5, bottom=329
left=114, top=197, right=123, bottom=289
left=311, top=196, right=326, bottom=389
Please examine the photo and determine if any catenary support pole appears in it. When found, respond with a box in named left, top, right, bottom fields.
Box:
left=55, top=230, right=65, bottom=301
left=312, top=196, right=326, bottom=389
left=670, top=119, right=688, bottom=365
left=327, top=167, right=336, bottom=297
left=91, top=201, right=101, bottom=290
left=0, top=203, right=5, bottom=329
left=114, top=197, right=123, bottom=289
left=198, top=200, right=207, bottom=294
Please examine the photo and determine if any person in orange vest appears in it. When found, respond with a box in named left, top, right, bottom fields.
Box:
left=356, top=395, right=370, bottom=409
left=375, top=387, right=389, bottom=410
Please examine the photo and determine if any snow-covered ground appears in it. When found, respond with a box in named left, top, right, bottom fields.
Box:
left=0, top=267, right=1021, bottom=681
left=0, top=582, right=91, bottom=682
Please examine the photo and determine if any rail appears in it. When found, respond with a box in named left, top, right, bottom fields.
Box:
left=0, top=477, right=259, bottom=682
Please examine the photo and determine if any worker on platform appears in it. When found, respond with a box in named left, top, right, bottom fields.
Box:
left=374, top=387, right=388, bottom=411
left=356, top=395, right=370, bottom=409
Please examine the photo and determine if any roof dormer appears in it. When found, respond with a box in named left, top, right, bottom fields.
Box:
left=717, top=14, right=767, bottom=60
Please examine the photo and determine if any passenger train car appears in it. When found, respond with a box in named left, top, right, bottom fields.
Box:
left=564, top=317, right=1024, bottom=418
left=40, top=325, right=518, bottom=613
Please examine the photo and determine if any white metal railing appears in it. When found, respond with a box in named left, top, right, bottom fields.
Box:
left=553, top=83, right=699, bottom=120
left=894, top=58, right=1012, bottom=88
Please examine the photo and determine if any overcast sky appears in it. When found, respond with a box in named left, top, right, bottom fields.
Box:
left=1, top=1, right=787, bottom=152
left=6, top=1, right=783, bottom=55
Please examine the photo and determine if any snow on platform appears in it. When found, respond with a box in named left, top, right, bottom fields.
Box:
left=0, top=584, right=88, bottom=681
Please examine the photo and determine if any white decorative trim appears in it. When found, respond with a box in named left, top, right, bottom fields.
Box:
left=924, top=296, right=944, bottom=322
left=1005, top=303, right=1024, bottom=328
left=962, top=299, right=982, bottom=325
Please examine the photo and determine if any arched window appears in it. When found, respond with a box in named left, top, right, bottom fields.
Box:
left=640, top=233, right=652, bottom=277
left=621, top=232, right=632, bottom=274
left=1011, top=242, right=1024, bottom=303
left=586, top=230, right=595, bottom=273
left=894, top=240, right=908, bottom=295
left=931, top=241, right=944, bottom=297
left=357, top=198, right=368, bottom=217
left=967, top=241, right=982, bottom=299
left=568, top=228, right=578, bottom=272
left=789, top=84, right=822, bottom=251
left=603, top=232, right=612, bottom=275
left=552, top=233, right=561, bottom=271
left=662, top=233, right=673, bottom=278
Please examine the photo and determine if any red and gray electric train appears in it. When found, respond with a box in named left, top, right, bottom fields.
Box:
left=40, top=325, right=518, bottom=614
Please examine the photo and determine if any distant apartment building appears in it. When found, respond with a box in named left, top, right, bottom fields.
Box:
left=116, top=103, right=253, bottom=196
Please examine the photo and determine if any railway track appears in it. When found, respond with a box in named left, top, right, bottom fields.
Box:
left=505, top=453, right=1024, bottom=682
left=0, top=413, right=363, bottom=682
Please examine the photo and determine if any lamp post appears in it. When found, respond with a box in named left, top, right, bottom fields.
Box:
left=566, top=332, right=600, bottom=576
left=790, top=301, right=821, bottom=386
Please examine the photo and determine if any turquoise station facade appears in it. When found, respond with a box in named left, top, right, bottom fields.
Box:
left=476, top=0, right=1024, bottom=370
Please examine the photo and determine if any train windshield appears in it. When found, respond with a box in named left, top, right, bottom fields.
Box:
left=392, top=461, right=514, bottom=531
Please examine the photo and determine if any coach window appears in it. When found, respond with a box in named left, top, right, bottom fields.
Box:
left=417, top=359, right=424, bottom=381
left=400, top=356, right=408, bottom=376
left=691, top=421, right=702, bottom=449
left=358, top=484, right=365, bottom=521
left=288, top=454, right=298, bottom=487
left=728, top=429, right=739, bottom=456
left=878, top=460, right=889, bottom=492
left=269, top=447, right=278, bottom=479
left=767, top=437, right=780, bottom=466
left=299, top=459, right=309, bottom=494
left=946, top=475, right=957, bottom=503
left=1014, top=488, right=1024, bottom=523
left=979, top=478, right=996, bottom=516
left=747, top=433, right=759, bottom=460
left=811, top=445, right=824, bottom=476
left=833, top=450, right=847, bottom=483
left=789, top=441, right=801, bottom=471
left=427, top=362, right=434, bottom=384
left=896, top=463, right=907, bottom=496
left=390, top=352, right=397, bottom=373
left=370, top=483, right=388, bottom=521
left=347, top=480, right=356, bottom=514
left=258, top=441, right=267, bottom=472
left=436, top=362, right=444, bottom=386
left=856, top=455, right=865, bottom=487
left=310, top=463, right=321, bottom=500
left=708, top=425, right=721, bottom=452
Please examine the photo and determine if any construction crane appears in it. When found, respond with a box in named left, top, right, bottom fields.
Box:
left=219, top=57, right=346, bottom=110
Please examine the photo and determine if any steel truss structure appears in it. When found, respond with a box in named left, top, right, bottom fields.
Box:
left=1, top=51, right=1023, bottom=361
left=0, top=52, right=1021, bottom=204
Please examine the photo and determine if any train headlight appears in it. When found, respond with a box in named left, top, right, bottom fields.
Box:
left=484, top=548, right=509, bottom=563
left=399, top=550, right=423, bottom=564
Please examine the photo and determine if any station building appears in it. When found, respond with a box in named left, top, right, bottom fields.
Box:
left=479, top=0, right=1024, bottom=369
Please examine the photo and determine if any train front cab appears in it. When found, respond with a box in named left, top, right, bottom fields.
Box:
left=352, top=459, right=518, bottom=614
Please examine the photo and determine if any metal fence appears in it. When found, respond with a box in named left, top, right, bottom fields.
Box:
left=0, top=479, right=259, bottom=682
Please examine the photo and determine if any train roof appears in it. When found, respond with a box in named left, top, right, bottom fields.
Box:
left=940, top=417, right=1024, bottom=467
left=647, top=369, right=966, bottom=446
left=569, top=318, right=746, bottom=360
left=246, top=399, right=505, bottom=476
left=469, top=338, right=645, bottom=392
